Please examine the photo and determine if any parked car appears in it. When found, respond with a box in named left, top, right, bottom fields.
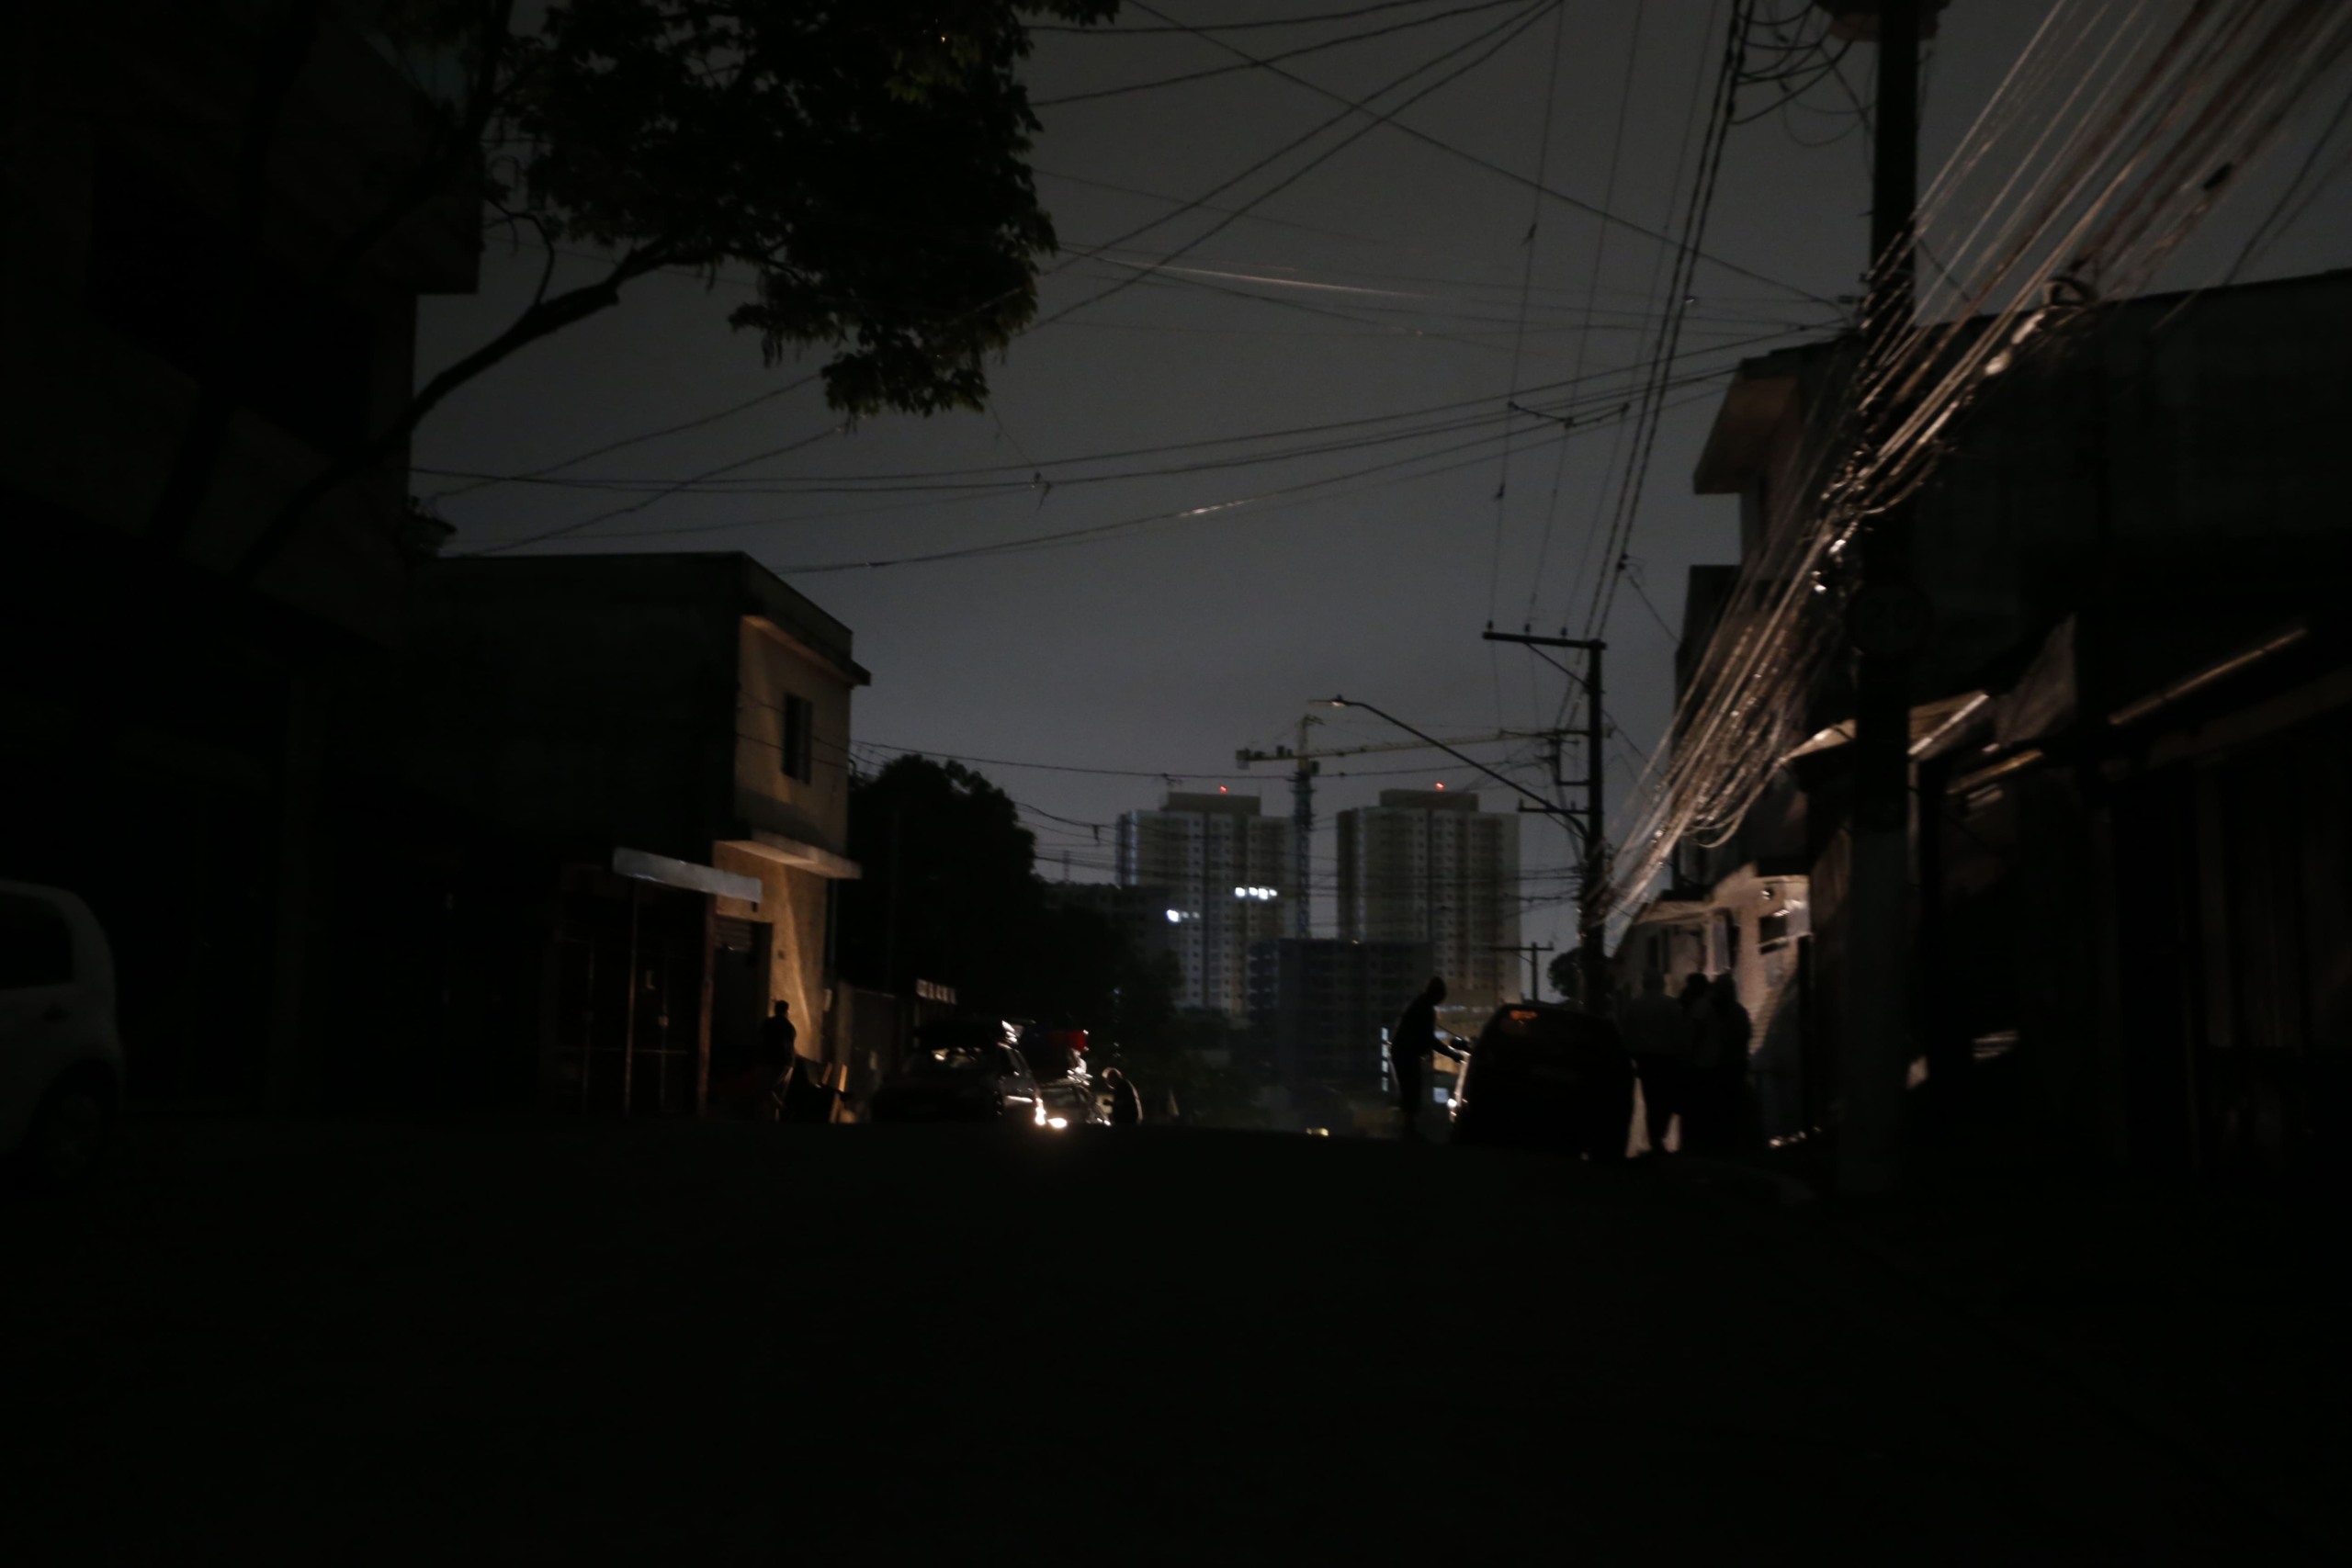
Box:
left=1038, top=1077, right=1105, bottom=1129
left=869, top=1021, right=1046, bottom=1127
left=1, top=883, right=125, bottom=1189
left=1448, top=1002, right=1634, bottom=1160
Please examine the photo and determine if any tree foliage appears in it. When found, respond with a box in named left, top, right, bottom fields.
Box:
left=183, top=0, right=1118, bottom=574
left=1546, top=949, right=1577, bottom=1003
left=838, top=755, right=1170, bottom=1031
left=483, top=0, right=1116, bottom=416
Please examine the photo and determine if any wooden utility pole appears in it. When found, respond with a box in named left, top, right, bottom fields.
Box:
left=1841, top=0, right=1928, bottom=1196
left=1493, top=942, right=1556, bottom=1002
left=1481, top=629, right=1608, bottom=1008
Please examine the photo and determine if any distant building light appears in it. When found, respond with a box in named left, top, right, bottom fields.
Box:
left=1232, top=886, right=1279, bottom=900
left=1433, top=782, right=1445, bottom=790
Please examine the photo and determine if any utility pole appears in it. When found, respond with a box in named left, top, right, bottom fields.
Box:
left=1841, top=0, right=1928, bottom=1197
left=1493, top=942, right=1556, bottom=1002
left=1481, top=629, right=1607, bottom=1010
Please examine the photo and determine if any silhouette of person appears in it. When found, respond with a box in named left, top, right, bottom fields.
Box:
left=1688, top=973, right=1753, bottom=1155
left=1392, top=976, right=1446, bottom=1140
left=758, top=999, right=797, bottom=1122
left=1103, top=1066, right=1143, bottom=1126
left=1620, top=970, right=1690, bottom=1155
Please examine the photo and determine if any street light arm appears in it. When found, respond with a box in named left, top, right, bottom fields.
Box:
left=1315, top=697, right=1564, bottom=818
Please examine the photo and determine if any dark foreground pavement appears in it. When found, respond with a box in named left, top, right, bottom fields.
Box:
left=4, top=1117, right=2337, bottom=1564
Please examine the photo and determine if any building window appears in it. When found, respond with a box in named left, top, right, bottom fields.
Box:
left=779, top=694, right=814, bottom=783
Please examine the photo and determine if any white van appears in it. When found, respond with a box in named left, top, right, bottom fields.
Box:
left=1, top=882, right=124, bottom=1188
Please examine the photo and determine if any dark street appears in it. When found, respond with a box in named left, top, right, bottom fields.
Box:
left=7, top=1119, right=2343, bottom=1562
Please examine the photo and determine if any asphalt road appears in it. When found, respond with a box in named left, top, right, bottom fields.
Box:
left=3, top=1116, right=2330, bottom=1563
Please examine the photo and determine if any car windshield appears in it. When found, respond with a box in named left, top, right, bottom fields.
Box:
left=903, top=1045, right=1000, bottom=1077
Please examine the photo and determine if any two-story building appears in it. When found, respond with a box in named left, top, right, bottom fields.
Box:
left=352, top=553, right=869, bottom=1114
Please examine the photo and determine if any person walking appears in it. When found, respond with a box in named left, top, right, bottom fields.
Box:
left=1390, top=976, right=1446, bottom=1140
left=1620, top=970, right=1690, bottom=1156
left=1688, top=972, right=1754, bottom=1155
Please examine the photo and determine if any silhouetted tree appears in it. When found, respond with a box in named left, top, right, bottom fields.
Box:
left=137, top=0, right=1118, bottom=572
left=840, top=755, right=1169, bottom=1030
left=1546, top=949, right=1579, bottom=1003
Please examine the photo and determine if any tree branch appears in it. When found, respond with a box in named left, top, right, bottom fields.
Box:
left=487, top=195, right=560, bottom=307
left=229, top=244, right=676, bottom=582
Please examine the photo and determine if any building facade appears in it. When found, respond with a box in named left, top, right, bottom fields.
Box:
left=373, top=553, right=867, bottom=1114
left=1116, top=792, right=1294, bottom=1021
left=1247, top=937, right=1432, bottom=1093
left=0, top=4, right=479, bottom=1106
left=1637, top=267, right=2352, bottom=1173
left=1335, top=791, right=1521, bottom=1017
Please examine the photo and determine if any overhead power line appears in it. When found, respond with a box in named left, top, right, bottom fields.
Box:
left=1036, top=0, right=1563, bottom=331
left=1611, top=0, right=2352, bottom=911
left=1127, top=0, right=1838, bottom=308
left=1034, top=0, right=1528, bottom=108
left=422, top=342, right=1780, bottom=500
left=1032, top=0, right=1467, bottom=33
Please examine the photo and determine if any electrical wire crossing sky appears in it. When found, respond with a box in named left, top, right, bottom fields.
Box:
left=413, top=0, right=2352, bottom=954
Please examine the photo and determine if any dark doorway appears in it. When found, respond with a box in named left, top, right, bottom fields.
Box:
left=710, top=917, right=773, bottom=1089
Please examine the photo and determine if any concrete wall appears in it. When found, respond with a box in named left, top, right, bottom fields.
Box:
left=402, top=558, right=748, bottom=860
left=733, top=616, right=854, bottom=856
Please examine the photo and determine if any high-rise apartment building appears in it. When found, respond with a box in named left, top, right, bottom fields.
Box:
left=1336, top=790, right=1521, bottom=1014
left=1246, top=937, right=1432, bottom=1090
left=1117, top=792, right=1295, bottom=1021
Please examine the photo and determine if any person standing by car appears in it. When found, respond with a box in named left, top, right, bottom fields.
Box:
left=1620, top=970, right=1690, bottom=1156
left=1390, top=976, right=1446, bottom=1140
left=1102, top=1066, right=1143, bottom=1126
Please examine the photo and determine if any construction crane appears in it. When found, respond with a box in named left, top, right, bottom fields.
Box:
left=1237, top=715, right=1540, bottom=939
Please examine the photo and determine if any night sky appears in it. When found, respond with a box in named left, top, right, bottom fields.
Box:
left=411, top=1, right=2352, bottom=957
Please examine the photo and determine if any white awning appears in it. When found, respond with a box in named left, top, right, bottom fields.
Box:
left=720, top=831, right=862, bottom=881
left=611, top=847, right=763, bottom=906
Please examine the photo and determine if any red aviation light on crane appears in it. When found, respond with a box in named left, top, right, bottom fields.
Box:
left=1433, top=782, right=1446, bottom=790
left=1217, top=785, right=1228, bottom=793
